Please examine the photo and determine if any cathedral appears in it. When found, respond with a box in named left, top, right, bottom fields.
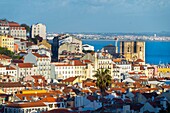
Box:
left=120, top=41, right=145, bottom=62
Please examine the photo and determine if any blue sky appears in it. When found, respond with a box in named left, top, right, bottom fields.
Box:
left=0, top=0, right=170, bottom=33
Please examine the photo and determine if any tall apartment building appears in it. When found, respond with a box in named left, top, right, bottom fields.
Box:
left=31, top=23, right=46, bottom=39
left=0, top=20, right=26, bottom=40
left=120, top=41, right=145, bottom=61
left=8, top=22, right=26, bottom=40
left=51, top=34, right=82, bottom=62
left=0, top=20, right=9, bottom=35
left=0, top=35, right=14, bottom=52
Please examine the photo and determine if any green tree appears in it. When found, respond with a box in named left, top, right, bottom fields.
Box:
left=93, top=68, right=112, bottom=110
left=0, top=47, right=21, bottom=60
left=21, top=24, right=30, bottom=34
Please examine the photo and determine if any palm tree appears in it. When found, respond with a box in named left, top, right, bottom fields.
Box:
left=93, top=68, right=112, bottom=110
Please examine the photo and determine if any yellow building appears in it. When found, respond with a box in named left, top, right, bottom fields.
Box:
left=38, top=40, right=51, bottom=50
left=157, top=66, right=170, bottom=74
left=120, top=41, right=145, bottom=62
left=0, top=35, right=14, bottom=52
left=61, top=76, right=81, bottom=85
left=19, top=90, right=47, bottom=94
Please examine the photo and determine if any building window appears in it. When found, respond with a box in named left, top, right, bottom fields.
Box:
left=49, top=104, right=53, bottom=108
left=140, top=47, right=142, bottom=51
left=127, top=47, right=130, bottom=52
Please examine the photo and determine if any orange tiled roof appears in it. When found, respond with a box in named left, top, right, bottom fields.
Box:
left=83, top=82, right=96, bottom=87
left=31, top=75, right=45, bottom=80
left=82, top=60, right=92, bottom=63
left=81, top=89, right=91, bottom=93
left=7, top=101, right=46, bottom=108
left=6, top=66, right=16, bottom=70
left=18, top=63, right=33, bottom=68
left=0, top=64, right=5, bottom=68
left=113, top=59, right=121, bottom=62
left=110, top=88, right=126, bottom=93
left=8, top=21, right=20, bottom=27
left=41, top=97, right=57, bottom=102
left=55, top=64, right=72, bottom=66
left=0, top=54, right=11, bottom=59
left=0, top=82, right=25, bottom=88
left=16, top=92, right=62, bottom=101
left=62, top=77, right=77, bottom=82
left=135, top=59, right=144, bottom=62
left=33, top=53, right=48, bottom=58
left=72, top=60, right=86, bottom=66
left=49, top=90, right=62, bottom=94
left=162, top=85, right=170, bottom=89
left=89, top=87, right=99, bottom=93
left=42, top=108, right=71, bottom=113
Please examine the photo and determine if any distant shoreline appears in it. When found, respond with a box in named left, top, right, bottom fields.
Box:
left=81, top=39, right=170, bottom=42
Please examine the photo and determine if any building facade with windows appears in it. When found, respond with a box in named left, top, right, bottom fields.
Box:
left=120, top=41, right=145, bottom=62
left=0, top=35, right=14, bottom=52
left=0, top=20, right=9, bottom=35
left=51, top=60, right=86, bottom=79
left=12, top=63, right=38, bottom=80
left=8, top=21, right=26, bottom=40
left=24, top=52, right=51, bottom=79
left=31, top=23, right=46, bottom=39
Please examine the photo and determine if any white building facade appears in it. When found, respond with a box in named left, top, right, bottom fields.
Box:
left=24, top=52, right=51, bottom=78
left=51, top=60, right=86, bottom=79
left=31, top=23, right=46, bottom=39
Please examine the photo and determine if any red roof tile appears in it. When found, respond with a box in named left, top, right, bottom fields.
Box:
left=62, top=77, right=77, bottom=82
left=33, top=53, right=48, bottom=58
left=0, top=82, right=25, bottom=88
left=0, top=54, right=11, bottom=59
left=8, top=21, right=20, bottom=27
left=72, top=60, right=86, bottom=66
left=7, top=101, right=46, bottom=108
left=42, top=108, right=71, bottom=113
left=135, top=59, right=144, bottom=62
left=17, top=63, right=33, bottom=68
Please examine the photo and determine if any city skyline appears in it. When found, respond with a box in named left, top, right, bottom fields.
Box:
left=0, top=0, right=170, bottom=33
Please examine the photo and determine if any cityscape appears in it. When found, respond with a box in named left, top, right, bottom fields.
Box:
left=0, top=0, right=170, bottom=113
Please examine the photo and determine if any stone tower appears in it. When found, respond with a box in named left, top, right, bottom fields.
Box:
left=120, top=41, right=145, bottom=61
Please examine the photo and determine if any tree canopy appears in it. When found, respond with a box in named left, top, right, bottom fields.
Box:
left=28, top=35, right=43, bottom=44
left=93, top=69, right=112, bottom=94
left=0, top=47, right=21, bottom=60
left=93, top=68, right=112, bottom=110
left=21, top=24, right=30, bottom=34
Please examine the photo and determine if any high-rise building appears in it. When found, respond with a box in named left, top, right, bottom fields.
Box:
left=120, top=41, right=145, bottom=61
left=31, top=23, right=46, bottom=39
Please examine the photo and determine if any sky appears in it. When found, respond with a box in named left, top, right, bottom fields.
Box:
left=0, top=0, right=170, bottom=33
